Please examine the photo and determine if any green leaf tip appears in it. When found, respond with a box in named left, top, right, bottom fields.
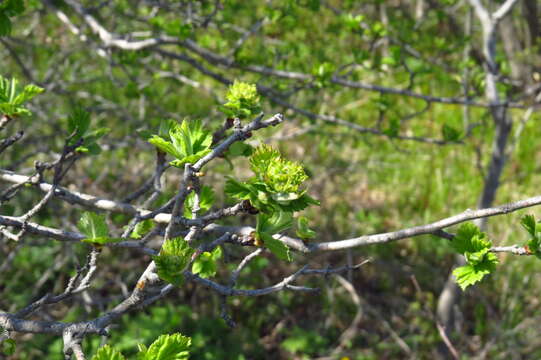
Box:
left=153, top=237, right=194, bottom=286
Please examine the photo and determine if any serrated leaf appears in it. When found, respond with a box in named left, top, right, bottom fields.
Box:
left=224, top=177, right=253, bottom=200
left=153, top=237, right=194, bottom=286
left=91, top=345, right=126, bottom=360
left=137, top=333, right=191, bottom=360
left=78, top=212, right=109, bottom=240
left=192, top=247, right=221, bottom=278
left=453, top=255, right=497, bottom=290
left=259, top=232, right=291, bottom=261
left=131, top=219, right=155, bottom=239
left=450, top=223, right=490, bottom=254
left=296, top=216, right=316, bottom=239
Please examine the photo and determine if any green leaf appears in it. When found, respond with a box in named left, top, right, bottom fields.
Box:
left=131, top=219, right=155, bottom=239
left=12, top=84, right=44, bottom=105
left=91, top=345, right=126, bottom=360
left=224, top=177, right=254, bottom=200
left=78, top=212, right=109, bottom=240
left=256, top=211, right=293, bottom=235
left=0, top=75, right=43, bottom=116
left=450, top=223, right=490, bottom=255
left=1, top=338, right=16, bottom=356
left=153, top=237, right=194, bottom=286
left=183, top=186, right=215, bottom=218
left=148, top=119, right=212, bottom=168
left=192, top=247, right=222, bottom=278
left=137, top=333, right=191, bottom=360
left=149, top=135, right=182, bottom=159
left=250, top=144, right=308, bottom=194
left=453, top=256, right=497, bottom=290
left=296, top=216, right=316, bottom=239
left=259, top=232, right=291, bottom=261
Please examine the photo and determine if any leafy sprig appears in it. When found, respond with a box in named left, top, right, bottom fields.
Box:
left=0, top=75, right=43, bottom=117
left=148, top=119, right=212, bottom=168
left=450, top=223, right=498, bottom=290
left=225, top=145, right=319, bottom=213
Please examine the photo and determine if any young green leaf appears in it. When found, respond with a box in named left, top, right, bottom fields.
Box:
left=453, top=256, right=498, bottom=290
left=0, top=75, right=43, bottom=116
left=91, top=345, right=126, bottom=360
left=192, top=247, right=222, bottom=278
left=450, top=223, right=490, bottom=255
left=78, top=212, right=110, bottom=244
left=148, top=119, right=212, bottom=168
left=131, top=219, right=155, bottom=239
left=153, top=237, right=194, bottom=286
left=137, top=333, right=191, bottom=360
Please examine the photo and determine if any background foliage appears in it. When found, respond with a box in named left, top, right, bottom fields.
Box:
left=1, top=0, right=541, bottom=358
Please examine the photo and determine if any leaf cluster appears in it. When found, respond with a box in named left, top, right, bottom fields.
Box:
left=0, top=75, right=43, bottom=117
left=153, top=237, right=194, bottom=286
left=219, top=80, right=261, bottom=119
left=148, top=119, right=212, bottom=168
left=225, top=144, right=319, bottom=213
left=450, top=223, right=498, bottom=290
left=91, top=333, right=191, bottom=360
